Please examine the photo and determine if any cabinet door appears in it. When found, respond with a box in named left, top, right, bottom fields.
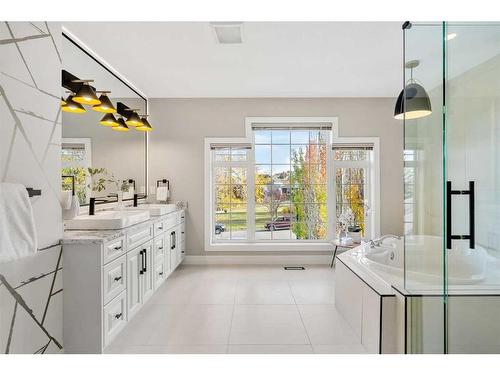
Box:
left=142, top=242, right=154, bottom=303
left=168, top=230, right=178, bottom=271
left=174, top=224, right=183, bottom=265
left=126, top=247, right=142, bottom=319
left=164, top=232, right=171, bottom=275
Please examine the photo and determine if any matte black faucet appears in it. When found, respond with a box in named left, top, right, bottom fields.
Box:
left=89, top=197, right=108, bottom=216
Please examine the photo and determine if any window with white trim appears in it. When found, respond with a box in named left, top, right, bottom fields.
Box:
left=333, top=143, right=375, bottom=240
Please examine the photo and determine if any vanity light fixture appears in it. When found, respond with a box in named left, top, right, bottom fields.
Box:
left=92, top=91, right=116, bottom=113
left=99, top=113, right=119, bottom=127
left=72, top=80, right=101, bottom=106
left=112, top=117, right=130, bottom=132
left=61, top=94, right=86, bottom=114
left=125, top=110, right=143, bottom=127
left=136, top=115, right=153, bottom=132
left=394, top=60, right=432, bottom=120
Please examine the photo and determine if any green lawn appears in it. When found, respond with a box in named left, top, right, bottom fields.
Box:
left=216, top=205, right=291, bottom=231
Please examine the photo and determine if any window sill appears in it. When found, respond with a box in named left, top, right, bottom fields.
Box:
left=206, top=241, right=334, bottom=252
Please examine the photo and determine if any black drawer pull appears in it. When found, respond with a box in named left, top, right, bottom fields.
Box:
left=158, top=246, right=163, bottom=250
left=159, top=272, right=164, bottom=276
left=114, top=276, right=122, bottom=282
left=114, top=313, right=122, bottom=319
left=140, top=250, right=144, bottom=275
left=113, top=246, right=122, bottom=251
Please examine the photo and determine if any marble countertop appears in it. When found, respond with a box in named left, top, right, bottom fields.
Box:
left=63, top=208, right=184, bottom=245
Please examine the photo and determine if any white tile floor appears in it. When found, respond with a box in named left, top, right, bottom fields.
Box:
left=105, top=264, right=365, bottom=354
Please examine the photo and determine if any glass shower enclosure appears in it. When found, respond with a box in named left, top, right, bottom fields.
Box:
left=403, top=22, right=500, bottom=353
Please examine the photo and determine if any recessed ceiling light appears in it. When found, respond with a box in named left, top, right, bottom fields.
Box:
left=446, top=32, right=457, bottom=41
left=210, top=22, right=243, bottom=44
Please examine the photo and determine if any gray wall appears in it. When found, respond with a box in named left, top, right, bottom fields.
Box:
left=149, top=98, right=404, bottom=256
left=0, top=22, right=63, bottom=353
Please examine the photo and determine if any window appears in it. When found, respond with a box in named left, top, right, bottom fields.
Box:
left=61, top=138, right=92, bottom=205
left=206, top=117, right=379, bottom=249
left=254, top=128, right=329, bottom=240
left=212, top=145, right=250, bottom=241
left=333, top=143, right=375, bottom=240
left=404, top=149, right=417, bottom=235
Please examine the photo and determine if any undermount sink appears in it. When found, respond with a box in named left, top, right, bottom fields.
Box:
left=123, top=203, right=178, bottom=216
left=65, top=210, right=150, bottom=230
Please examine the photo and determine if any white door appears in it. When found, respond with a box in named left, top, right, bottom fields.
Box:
left=126, top=247, right=142, bottom=319
left=142, top=242, right=154, bottom=302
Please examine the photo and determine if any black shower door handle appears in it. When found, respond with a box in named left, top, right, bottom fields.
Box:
left=446, top=181, right=475, bottom=249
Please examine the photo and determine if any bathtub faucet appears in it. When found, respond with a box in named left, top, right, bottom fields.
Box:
left=370, top=234, right=402, bottom=248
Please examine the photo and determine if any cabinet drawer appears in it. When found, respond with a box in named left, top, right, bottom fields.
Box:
left=103, top=290, right=127, bottom=347
left=103, top=236, right=126, bottom=264
left=103, top=256, right=127, bottom=304
left=154, top=258, right=166, bottom=290
left=164, top=213, right=178, bottom=230
left=153, top=219, right=166, bottom=237
left=127, top=224, right=153, bottom=250
left=154, top=236, right=166, bottom=259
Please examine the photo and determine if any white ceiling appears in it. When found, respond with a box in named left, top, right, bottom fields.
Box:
left=62, top=22, right=403, bottom=98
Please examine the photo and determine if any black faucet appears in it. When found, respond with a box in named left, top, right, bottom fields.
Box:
left=89, top=197, right=108, bottom=216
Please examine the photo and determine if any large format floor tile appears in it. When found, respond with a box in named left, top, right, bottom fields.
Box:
left=235, top=280, right=295, bottom=305
left=106, top=265, right=369, bottom=354
left=229, top=305, right=310, bottom=345
left=297, top=304, right=360, bottom=345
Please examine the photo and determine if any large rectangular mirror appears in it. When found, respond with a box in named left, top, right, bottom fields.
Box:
left=61, top=33, right=147, bottom=206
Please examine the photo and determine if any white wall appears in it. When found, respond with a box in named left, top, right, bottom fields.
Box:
left=149, top=97, right=404, bottom=256
left=0, top=22, right=63, bottom=354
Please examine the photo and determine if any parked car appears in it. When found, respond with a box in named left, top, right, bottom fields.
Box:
left=265, top=216, right=291, bottom=231
left=215, top=223, right=226, bottom=235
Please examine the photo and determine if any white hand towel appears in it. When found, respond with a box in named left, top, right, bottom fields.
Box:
left=156, top=186, right=169, bottom=202
left=0, top=183, right=38, bottom=263
left=63, top=195, right=80, bottom=220
left=60, top=190, right=72, bottom=210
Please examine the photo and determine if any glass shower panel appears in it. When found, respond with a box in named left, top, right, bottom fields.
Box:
left=445, top=23, right=500, bottom=353
left=402, top=23, right=446, bottom=353
left=403, top=23, right=445, bottom=295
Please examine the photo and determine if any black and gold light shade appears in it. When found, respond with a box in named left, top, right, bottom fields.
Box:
left=136, top=115, right=152, bottom=132
left=72, top=80, right=101, bottom=106
left=111, top=117, right=129, bottom=132
left=61, top=94, right=86, bottom=114
left=125, top=110, right=143, bottom=127
left=92, top=91, right=116, bottom=113
left=99, top=113, right=119, bottom=127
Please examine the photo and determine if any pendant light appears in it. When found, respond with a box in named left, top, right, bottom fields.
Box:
left=61, top=94, right=86, bottom=114
left=99, top=113, right=119, bottom=127
left=125, top=110, right=143, bottom=127
left=72, top=80, right=101, bottom=106
left=92, top=91, right=116, bottom=113
left=136, top=115, right=153, bottom=132
left=112, top=117, right=129, bottom=132
left=394, top=60, right=432, bottom=120
left=61, top=97, right=67, bottom=106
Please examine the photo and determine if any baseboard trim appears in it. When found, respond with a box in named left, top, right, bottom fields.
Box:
left=184, top=255, right=332, bottom=265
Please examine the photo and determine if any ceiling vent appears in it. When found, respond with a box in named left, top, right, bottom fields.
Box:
left=211, top=22, right=243, bottom=44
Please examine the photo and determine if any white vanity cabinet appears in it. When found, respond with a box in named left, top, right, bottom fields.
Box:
left=63, top=209, right=186, bottom=353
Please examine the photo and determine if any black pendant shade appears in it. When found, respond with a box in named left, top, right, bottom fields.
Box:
left=125, top=111, right=143, bottom=127
left=73, top=82, right=101, bottom=106
left=61, top=94, right=86, bottom=114
left=92, top=93, right=116, bottom=113
left=394, top=82, right=432, bottom=120
left=112, top=117, right=130, bottom=132
left=99, top=113, right=118, bottom=127
left=136, top=116, right=153, bottom=132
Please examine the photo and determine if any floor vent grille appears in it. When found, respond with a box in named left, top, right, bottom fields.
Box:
left=283, top=266, right=306, bottom=270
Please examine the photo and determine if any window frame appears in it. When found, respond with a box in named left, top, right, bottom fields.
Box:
left=332, top=137, right=380, bottom=241
left=204, top=117, right=380, bottom=252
